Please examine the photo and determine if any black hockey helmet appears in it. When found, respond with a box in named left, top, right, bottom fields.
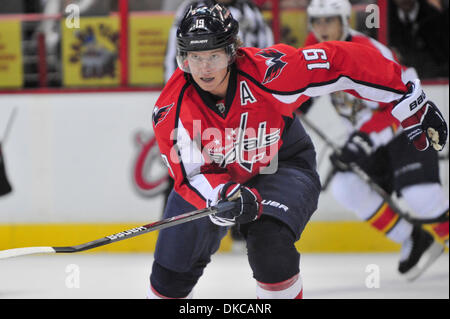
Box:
left=176, top=3, right=239, bottom=72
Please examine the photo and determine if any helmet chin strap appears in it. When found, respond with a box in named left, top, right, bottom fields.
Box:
left=218, top=66, right=231, bottom=86
left=211, top=66, right=230, bottom=98
left=339, top=18, right=349, bottom=41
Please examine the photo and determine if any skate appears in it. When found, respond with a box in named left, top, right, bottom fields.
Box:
left=398, top=226, right=444, bottom=281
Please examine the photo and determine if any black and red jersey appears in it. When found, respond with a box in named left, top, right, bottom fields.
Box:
left=153, top=41, right=408, bottom=209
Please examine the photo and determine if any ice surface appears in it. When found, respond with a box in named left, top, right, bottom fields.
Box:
left=0, top=252, right=447, bottom=299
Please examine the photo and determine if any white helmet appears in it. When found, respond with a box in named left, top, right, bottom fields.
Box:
left=307, top=0, right=352, bottom=41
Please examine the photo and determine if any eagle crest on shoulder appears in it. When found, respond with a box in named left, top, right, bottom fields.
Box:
left=256, top=48, right=287, bottom=85
left=152, top=103, right=174, bottom=127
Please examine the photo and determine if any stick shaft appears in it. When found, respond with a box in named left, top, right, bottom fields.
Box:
left=2, top=107, right=17, bottom=143
left=0, top=201, right=237, bottom=259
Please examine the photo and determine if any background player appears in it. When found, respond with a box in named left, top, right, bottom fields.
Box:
left=148, top=3, right=447, bottom=299
left=302, top=0, right=449, bottom=280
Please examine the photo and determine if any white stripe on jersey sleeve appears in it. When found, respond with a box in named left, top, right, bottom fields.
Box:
left=272, top=76, right=404, bottom=105
left=177, top=118, right=215, bottom=200
left=177, top=119, right=204, bottom=178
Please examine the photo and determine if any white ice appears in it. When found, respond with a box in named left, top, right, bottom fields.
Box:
left=0, top=251, right=447, bottom=299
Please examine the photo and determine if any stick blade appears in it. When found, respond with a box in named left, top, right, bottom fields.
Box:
left=0, top=247, right=56, bottom=260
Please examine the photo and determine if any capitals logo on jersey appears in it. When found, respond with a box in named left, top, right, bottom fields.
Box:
left=256, top=48, right=287, bottom=85
left=153, top=103, right=174, bottom=127
left=206, top=112, right=281, bottom=173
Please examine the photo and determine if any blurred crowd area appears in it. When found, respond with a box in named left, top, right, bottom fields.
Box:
left=0, top=0, right=448, bottom=90
left=0, top=0, right=385, bottom=12
left=2, top=0, right=447, bottom=14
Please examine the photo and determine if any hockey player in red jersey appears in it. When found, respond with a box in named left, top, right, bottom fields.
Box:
left=302, top=0, right=449, bottom=281
left=148, top=3, right=448, bottom=298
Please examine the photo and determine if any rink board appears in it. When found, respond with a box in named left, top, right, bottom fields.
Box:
left=0, top=87, right=448, bottom=254
left=0, top=221, right=403, bottom=253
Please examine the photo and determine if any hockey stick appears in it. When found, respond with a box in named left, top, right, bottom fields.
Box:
left=0, top=107, right=17, bottom=195
left=0, top=201, right=238, bottom=260
left=1, top=107, right=17, bottom=144
left=299, top=115, right=445, bottom=225
left=320, top=166, right=337, bottom=191
left=438, top=148, right=448, bottom=161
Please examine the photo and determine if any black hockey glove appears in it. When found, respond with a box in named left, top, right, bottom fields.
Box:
left=330, top=131, right=373, bottom=172
left=392, top=80, right=448, bottom=151
left=209, top=182, right=262, bottom=226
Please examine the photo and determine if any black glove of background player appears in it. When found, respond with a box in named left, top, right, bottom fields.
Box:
left=330, top=131, right=373, bottom=172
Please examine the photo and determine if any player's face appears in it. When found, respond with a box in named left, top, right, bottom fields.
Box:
left=310, top=16, right=343, bottom=42
left=187, top=49, right=230, bottom=96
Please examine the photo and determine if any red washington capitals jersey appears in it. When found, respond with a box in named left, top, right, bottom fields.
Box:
left=304, top=30, right=417, bottom=136
left=153, top=41, right=408, bottom=209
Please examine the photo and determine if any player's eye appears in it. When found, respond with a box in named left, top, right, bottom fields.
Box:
left=189, top=54, right=204, bottom=63
left=325, top=17, right=337, bottom=24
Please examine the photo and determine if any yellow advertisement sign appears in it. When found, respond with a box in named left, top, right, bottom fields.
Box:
left=262, top=10, right=308, bottom=48
left=62, top=16, right=120, bottom=86
left=0, top=20, right=23, bottom=88
left=128, top=14, right=174, bottom=86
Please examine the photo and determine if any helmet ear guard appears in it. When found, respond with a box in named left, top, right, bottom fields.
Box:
left=176, top=50, right=190, bottom=73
